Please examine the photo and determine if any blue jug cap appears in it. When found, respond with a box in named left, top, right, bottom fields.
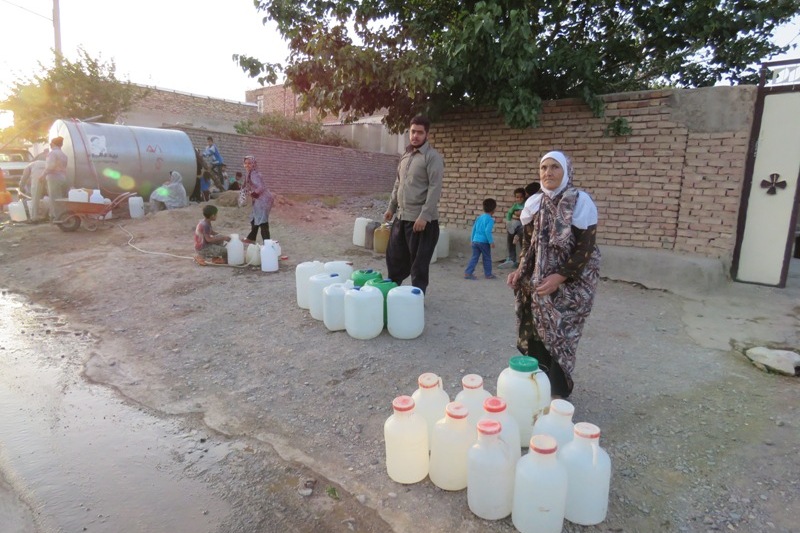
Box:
left=411, top=288, right=421, bottom=295
left=330, top=273, right=339, bottom=277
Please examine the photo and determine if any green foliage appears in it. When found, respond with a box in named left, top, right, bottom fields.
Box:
left=0, top=48, right=145, bottom=143
left=235, top=112, right=356, bottom=148
left=605, top=117, right=633, bottom=137
left=237, top=0, right=799, bottom=131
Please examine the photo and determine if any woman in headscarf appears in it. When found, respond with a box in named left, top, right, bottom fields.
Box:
left=149, top=170, right=189, bottom=213
left=506, top=151, right=601, bottom=399
left=241, top=155, right=275, bottom=243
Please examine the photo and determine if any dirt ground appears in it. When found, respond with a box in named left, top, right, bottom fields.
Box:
left=0, top=194, right=798, bottom=533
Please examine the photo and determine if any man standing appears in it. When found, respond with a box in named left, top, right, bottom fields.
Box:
left=202, top=136, right=225, bottom=190
left=44, top=137, right=68, bottom=222
left=19, top=149, right=48, bottom=221
left=383, top=115, right=444, bottom=294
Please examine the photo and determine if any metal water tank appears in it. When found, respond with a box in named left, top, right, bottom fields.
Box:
left=48, top=119, right=197, bottom=199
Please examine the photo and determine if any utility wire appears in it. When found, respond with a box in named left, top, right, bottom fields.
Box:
left=0, top=0, right=51, bottom=21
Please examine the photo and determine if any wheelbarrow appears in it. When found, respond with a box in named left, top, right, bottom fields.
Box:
left=53, top=192, right=137, bottom=232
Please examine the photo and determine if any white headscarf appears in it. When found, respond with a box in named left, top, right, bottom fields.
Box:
left=539, top=151, right=570, bottom=198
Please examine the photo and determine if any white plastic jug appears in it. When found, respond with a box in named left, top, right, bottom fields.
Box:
left=344, top=285, right=384, bottom=339
left=263, top=239, right=281, bottom=257
left=437, top=227, right=450, bottom=258
left=387, top=286, right=425, bottom=339
left=384, top=395, right=428, bottom=484
left=324, top=260, right=354, bottom=279
left=8, top=201, right=27, bottom=222
left=467, top=419, right=515, bottom=520
left=561, top=422, right=611, bottom=526
left=512, top=434, right=568, bottom=533
left=322, top=282, right=347, bottom=332
left=128, top=196, right=145, bottom=219
left=429, top=402, right=475, bottom=491
left=89, top=189, right=104, bottom=203
left=226, top=234, right=245, bottom=266
left=245, top=243, right=261, bottom=267
left=68, top=188, right=89, bottom=202
left=308, top=272, right=341, bottom=321
left=532, top=399, right=575, bottom=452
left=497, top=356, right=550, bottom=447
left=102, top=198, right=113, bottom=220
left=455, top=374, right=493, bottom=431
left=261, top=244, right=279, bottom=272
left=295, top=261, right=324, bottom=308
left=411, top=372, right=450, bottom=450
left=352, top=217, right=372, bottom=247
left=483, top=397, right=521, bottom=462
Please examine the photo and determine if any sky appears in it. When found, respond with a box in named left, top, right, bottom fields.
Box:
left=1, top=1, right=799, bottom=130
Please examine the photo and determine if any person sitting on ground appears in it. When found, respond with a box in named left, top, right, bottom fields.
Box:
left=194, top=204, right=230, bottom=265
left=149, top=170, right=189, bottom=213
left=499, top=187, right=526, bottom=268
left=199, top=170, right=212, bottom=202
left=464, top=198, right=497, bottom=280
left=228, top=171, right=241, bottom=191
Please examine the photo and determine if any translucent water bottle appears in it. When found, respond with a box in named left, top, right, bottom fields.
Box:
left=561, top=422, right=611, bottom=525
left=483, top=396, right=521, bottom=462
left=467, top=419, right=514, bottom=520
left=512, top=434, right=568, bottom=533
left=455, top=374, right=493, bottom=431
left=384, top=396, right=428, bottom=484
left=226, top=234, right=245, bottom=266
left=429, top=402, right=474, bottom=490
left=532, top=399, right=575, bottom=453
left=410, top=373, right=450, bottom=451
left=496, top=356, right=550, bottom=447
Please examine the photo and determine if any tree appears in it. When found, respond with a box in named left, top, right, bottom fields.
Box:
left=0, top=48, right=145, bottom=143
left=237, top=0, right=799, bottom=131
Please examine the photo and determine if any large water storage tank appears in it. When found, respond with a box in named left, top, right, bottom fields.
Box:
left=48, top=119, right=197, bottom=199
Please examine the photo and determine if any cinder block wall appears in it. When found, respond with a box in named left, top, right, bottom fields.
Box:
left=432, top=86, right=756, bottom=261
left=174, top=127, right=398, bottom=196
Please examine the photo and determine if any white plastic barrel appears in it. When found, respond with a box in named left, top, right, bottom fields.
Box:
left=322, top=282, right=347, bottom=331
left=352, top=217, right=372, bottom=247
left=227, top=234, right=245, bottom=266
left=128, top=196, right=145, bottom=218
left=532, top=399, right=575, bottom=452
left=387, top=286, right=425, bottom=339
left=483, top=396, right=522, bottom=463
left=344, top=285, right=384, bottom=339
left=384, top=396, right=428, bottom=484
left=8, top=201, right=27, bottom=222
left=512, top=434, right=568, bottom=533
left=467, top=419, right=515, bottom=520
left=261, top=244, right=279, bottom=272
left=561, top=422, right=611, bottom=526
left=263, top=239, right=281, bottom=257
left=295, top=261, right=324, bottom=308
left=309, top=273, right=341, bottom=321
left=324, top=260, right=354, bottom=279
left=497, top=356, right=550, bottom=447
left=245, top=243, right=261, bottom=267
left=429, top=402, right=475, bottom=491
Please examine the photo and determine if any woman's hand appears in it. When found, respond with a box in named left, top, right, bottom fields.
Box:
left=506, top=268, right=521, bottom=288
left=251, top=192, right=260, bottom=199
left=534, top=273, right=567, bottom=296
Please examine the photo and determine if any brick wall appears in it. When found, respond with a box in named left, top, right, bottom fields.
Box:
left=245, top=85, right=327, bottom=122
left=433, top=86, right=756, bottom=261
left=173, top=127, right=398, bottom=196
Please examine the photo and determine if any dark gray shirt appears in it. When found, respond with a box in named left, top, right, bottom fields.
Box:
left=389, top=141, right=444, bottom=222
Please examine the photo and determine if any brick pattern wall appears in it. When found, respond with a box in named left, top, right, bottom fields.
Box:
left=245, top=85, right=327, bottom=122
left=433, top=88, right=752, bottom=260
left=174, top=127, right=398, bottom=196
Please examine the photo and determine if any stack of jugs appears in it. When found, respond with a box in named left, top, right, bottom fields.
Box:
left=429, top=402, right=475, bottom=491
left=386, top=286, right=425, bottom=339
left=483, top=397, right=522, bottom=462
left=245, top=243, right=261, bottom=267
left=496, top=356, right=551, bottom=447
left=308, top=272, right=341, bottom=321
left=454, top=374, right=493, bottom=431
left=352, top=217, right=372, bottom=247
left=295, top=261, right=324, bottom=308
left=324, top=260, right=353, bottom=279
left=467, top=419, right=515, bottom=520
left=373, top=223, right=391, bottom=253
left=364, top=278, right=397, bottom=325
left=322, top=279, right=354, bottom=332
left=227, top=234, right=245, bottom=266
left=561, top=422, right=611, bottom=526
left=384, top=395, right=428, bottom=484
left=410, top=373, right=450, bottom=450
left=512, top=434, right=568, bottom=533
left=344, top=285, right=383, bottom=339
left=364, top=220, right=381, bottom=250
left=532, top=399, right=575, bottom=452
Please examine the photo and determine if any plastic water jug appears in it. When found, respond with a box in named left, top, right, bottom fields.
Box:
left=532, top=399, right=575, bottom=452
left=102, top=198, right=113, bottom=220
left=245, top=243, right=261, bottom=267
left=561, top=422, right=611, bottom=526
left=373, top=224, right=391, bottom=253
left=324, top=260, right=353, bottom=279
left=89, top=189, right=104, bottom=203
left=8, top=201, right=27, bottom=222
left=364, top=220, right=381, bottom=250
left=351, top=268, right=382, bottom=287
left=387, top=286, right=424, bottom=339
left=68, top=188, right=89, bottom=202
left=227, top=234, right=245, bottom=266
left=295, top=261, right=324, bottom=308
left=263, top=239, right=281, bottom=257
left=512, top=434, right=568, bottom=533
left=497, top=356, right=550, bottom=446
left=483, top=397, right=521, bottom=462
left=322, top=283, right=347, bottom=331
left=308, top=272, right=341, bottom=321
left=430, top=243, right=438, bottom=263
left=455, top=374, right=493, bottom=431
left=467, top=419, right=514, bottom=520
left=344, top=285, right=384, bottom=339
left=437, top=227, right=450, bottom=258
left=410, top=373, right=450, bottom=450
left=128, top=196, right=145, bottom=218
left=353, top=217, right=372, bottom=247
left=364, top=278, right=397, bottom=325
left=384, top=396, right=428, bottom=484
left=261, top=243, right=279, bottom=272
left=429, top=402, right=475, bottom=491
